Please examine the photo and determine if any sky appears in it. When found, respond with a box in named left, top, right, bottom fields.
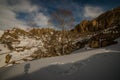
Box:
left=0, top=0, right=120, bottom=30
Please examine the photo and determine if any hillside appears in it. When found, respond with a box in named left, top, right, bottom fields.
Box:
left=0, top=38, right=120, bottom=80
left=72, top=6, right=120, bottom=48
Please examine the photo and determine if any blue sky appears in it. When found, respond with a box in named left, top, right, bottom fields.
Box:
left=0, top=0, right=120, bottom=30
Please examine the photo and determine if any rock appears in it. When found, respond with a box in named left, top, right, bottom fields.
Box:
left=89, top=40, right=118, bottom=48
left=89, top=40, right=100, bottom=48
left=79, top=20, right=90, bottom=32
left=73, top=20, right=90, bottom=33
left=11, top=61, right=16, bottom=64
left=101, top=40, right=109, bottom=47
left=23, top=58, right=29, bottom=61
left=92, top=20, right=98, bottom=26
left=101, top=40, right=117, bottom=47
left=30, top=54, right=39, bottom=59
left=5, top=54, right=12, bottom=63
left=73, top=7, right=120, bottom=33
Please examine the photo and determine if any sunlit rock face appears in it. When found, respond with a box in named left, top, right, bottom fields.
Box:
left=74, top=7, right=120, bottom=33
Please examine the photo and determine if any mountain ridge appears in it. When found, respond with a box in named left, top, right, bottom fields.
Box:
left=73, top=6, right=120, bottom=33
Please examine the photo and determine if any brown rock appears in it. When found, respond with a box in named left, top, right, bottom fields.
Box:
left=11, top=61, right=16, bottom=64
left=79, top=20, right=90, bottom=32
left=92, top=20, right=98, bottom=26
left=89, top=40, right=100, bottom=48
left=5, top=54, right=12, bottom=63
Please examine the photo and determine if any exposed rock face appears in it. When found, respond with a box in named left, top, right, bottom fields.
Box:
left=72, top=7, right=120, bottom=48
left=73, top=7, right=120, bottom=33
left=74, top=20, right=90, bottom=33
left=79, top=20, right=90, bottom=32
left=96, top=7, right=120, bottom=29
left=92, top=20, right=98, bottom=26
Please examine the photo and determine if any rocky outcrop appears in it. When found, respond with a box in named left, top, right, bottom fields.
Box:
left=79, top=20, right=90, bottom=32
left=73, top=7, right=120, bottom=33
left=74, top=20, right=90, bottom=33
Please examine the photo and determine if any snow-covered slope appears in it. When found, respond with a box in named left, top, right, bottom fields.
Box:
left=0, top=25, right=119, bottom=68
left=0, top=39, right=119, bottom=80
left=0, top=28, right=53, bottom=67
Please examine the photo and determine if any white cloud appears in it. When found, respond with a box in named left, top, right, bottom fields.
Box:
left=0, top=0, right=34, bottom=30
left=0, top=0, right=52, bottom=30
left=34, top=13, right=50, bottom=27
left=84, top=5, right=103, bottom=19
left=0, top=5, right=29, bottom=30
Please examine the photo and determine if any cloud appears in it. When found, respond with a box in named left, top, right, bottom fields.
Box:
left=33, top=13, right=50, bottom=27
left=0, top=0, right=33, bottom=30
left=0, top=5, right=29, bottom=30
left=0, top=0, right=52, bottom=30
left=10, top=0, right=39, bottom=13
left=83, top=5, right=104, bottom=19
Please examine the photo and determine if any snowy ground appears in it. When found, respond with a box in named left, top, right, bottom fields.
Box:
left=0, top=35, right=43, bottom=67
left=0, top=44, right=10, bottom=67
left=0, top=38, right=120, bottom=80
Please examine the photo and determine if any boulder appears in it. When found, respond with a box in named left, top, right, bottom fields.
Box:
left=89, top=40, right=100, bottom=48
left=5, top=54, right=12, bottom=63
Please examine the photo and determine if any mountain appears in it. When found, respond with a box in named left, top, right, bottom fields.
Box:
left=0, top=27, right=76, bottom=67
left=0, top=7, right=120, bottom=67
left=73, top=6, right=120, bottom=33
left=72, top=6, right=120, bottom=48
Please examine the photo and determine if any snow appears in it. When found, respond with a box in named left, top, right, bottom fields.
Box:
left=0, top=54, right=7, bottom=67
left=0, top=38, right=120, bottom=80
left=0, top=34, right=45, bottom=68
left=0, top=44, right=10, bottom=67
left=0, top=30, right=4, bottom=37
left=0, top=44, right=10, bottom=54
left=0, top=25, right=120, bottom=79
left=0, top=43, right=38, bottom=67
left=16, top=36, right=43, bottom=47
left=10, top=47, right=38, bottom=61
